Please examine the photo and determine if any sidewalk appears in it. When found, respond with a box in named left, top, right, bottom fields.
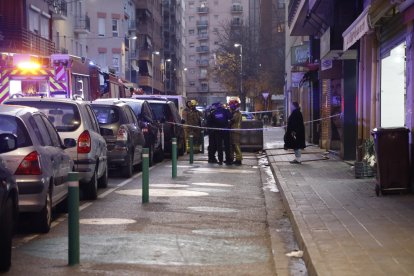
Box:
left=266, top=147, right=414, bottom=275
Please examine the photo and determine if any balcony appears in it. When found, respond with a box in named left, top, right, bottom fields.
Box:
left=74, top=15, right=90, bottom=34
left=196, top=46, right=209, bottom=53
left=0, top=25, right=55, bottom=56
left=51, top=0, right=68, bottom=20
left=231, top=18, right=243, bottom=27
left=196, top=59, right=209, bottom=66
left=197, top=33, right=209, bottom=40
left=231, top=4, right=243, bottom=13
left=197, top=7, right=209, bottom=13
left=196, top=20, right=208, bottom=27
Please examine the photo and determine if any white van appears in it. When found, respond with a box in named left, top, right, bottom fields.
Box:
left=132, top=95, right=187, bottom=117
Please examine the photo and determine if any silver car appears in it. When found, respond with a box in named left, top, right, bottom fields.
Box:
left=0, top=105, right=75, bottom=233
left=5, top=97, right=108, bottom=200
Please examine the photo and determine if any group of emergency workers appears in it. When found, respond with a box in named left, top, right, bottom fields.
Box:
left=182, top=99, right=243, bottom=166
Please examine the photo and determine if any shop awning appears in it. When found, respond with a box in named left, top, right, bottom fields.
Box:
left=342, top=5, right=371, bottom=51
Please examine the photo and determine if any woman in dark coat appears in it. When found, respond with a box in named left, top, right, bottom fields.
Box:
left=284, top=102, right=306, bottom=164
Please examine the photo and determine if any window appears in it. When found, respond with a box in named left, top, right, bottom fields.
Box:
left=0, top=115, right=32, bottom=148
left=188, top=1, right=194, bottom=8
left=214, top=41, right=218, bottom=45
left=112, top=54, right=120, bottom=74
left=190, top=55, right=195, bottom=61
left=278, top=0, right=285, bottom=9
left=98, top=53, right=107, bottom=67
left=189, top=42, right=195, bottom=48
left=33, top=114, right=52, bottom=146
left=29, top=9, right=40, bottom=34
left=40, top=15, right=49, bottom=39
left=201, top=83, right=208, bottom=91
left=190, top=69, right=195, bottom=74
left=98, top=18, right=105, bottom=36
left=189, top=81, right=195, bottom=86
left=85, top=105, right=100, bottom=132
left=112, top=19, right=118, bottom=37
left=189, top=29, right=195, bottom=35
left=42, top=116, right=61, bottom=147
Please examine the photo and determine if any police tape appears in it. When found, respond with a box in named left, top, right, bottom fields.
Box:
left=166, top=113, right=342, bottom=132
left=240, top=108, right=284, bottom=114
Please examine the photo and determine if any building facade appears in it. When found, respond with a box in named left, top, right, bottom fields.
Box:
left=184, top=0, right=249, bottom=106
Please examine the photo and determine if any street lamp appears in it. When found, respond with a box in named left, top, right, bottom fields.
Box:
left=151, top=51, right=160, bottom=94
left=234, top=43, right=243, bottom=109
left=128, top=35, right=137, bottom=83
left=164, top=58, right=171, bottom=94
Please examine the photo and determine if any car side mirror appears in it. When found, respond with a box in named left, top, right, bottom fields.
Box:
left=0, top=133, right=17, bottom=153
left=100, top=127, right=114, bottom=136
left=63, top=138, right=77, bottom=148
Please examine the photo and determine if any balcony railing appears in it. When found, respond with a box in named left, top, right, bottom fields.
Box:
left=197, top=7, right=209, bottom=13
left=196, top=46, right=209, bottom=53
left=197, top=33, right=209, bottom=40
left=231, top=5, right=243, bottom=13
left=51, top=0, right=68, bottom=20
left=74, top=15, right=90, bottom=33
left=0, top=24, right=55, bottom=56
left=196, top=59, right=209, bottom=66
left=196, top=20, right=209, bottom=27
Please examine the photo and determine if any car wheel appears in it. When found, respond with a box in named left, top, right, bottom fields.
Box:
left=0, top=199, right=13, bottom=272
left=85, top=169, right=98, bottom=200
left=98, top=161, right=108, bottom=188
left=122, top=154, right=133, bottom=178
left=37, top=189, right=52, bottom=233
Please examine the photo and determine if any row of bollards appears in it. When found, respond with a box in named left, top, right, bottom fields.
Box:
left=67, top=134, right=202, bottom=266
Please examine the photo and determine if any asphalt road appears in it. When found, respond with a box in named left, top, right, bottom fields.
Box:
left=7, top=127, right=306, bottom=275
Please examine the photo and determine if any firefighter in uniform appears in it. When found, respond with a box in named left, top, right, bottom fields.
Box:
left=183, top=100, right=202, bottom=153
left=229, top=99, right=243, bottom=165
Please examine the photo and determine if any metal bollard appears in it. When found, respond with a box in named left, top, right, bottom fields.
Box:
left=142, top=148, right=149, bottom=203
left=189, top=135, right=194, bottom=164
left=201, top=130, right=205, bottom=154
left=172, top=138, right=177, bottom=178
left=68, top=172, right=80, bottom=266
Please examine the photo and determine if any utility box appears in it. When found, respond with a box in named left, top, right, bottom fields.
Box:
left=240, top=120, right=263, bottom=152
left=371, top=127, right=410, bottom=196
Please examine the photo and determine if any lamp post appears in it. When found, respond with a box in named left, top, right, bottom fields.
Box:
left=151, top=51, right=160, bottom=94
left=164, top=58, right=171, bottom=95
left=234, top=43, right=243, bottom=109
left=182, top=67, right=188, bottom=97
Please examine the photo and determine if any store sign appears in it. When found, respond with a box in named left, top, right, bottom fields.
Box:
left=342, top=6, right=370, bottom=51
left=291, top=43, right=310, bottom=66
left=321, top=59, right=333, bottom=71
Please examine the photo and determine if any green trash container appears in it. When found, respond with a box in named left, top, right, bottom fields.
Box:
left=371, top=127, right=410, bottom=196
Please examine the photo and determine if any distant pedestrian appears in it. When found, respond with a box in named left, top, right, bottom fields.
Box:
left=284, top=102, right=305, bottom=164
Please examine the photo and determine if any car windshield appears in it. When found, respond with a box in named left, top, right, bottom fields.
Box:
left=149, top=103, right=165, bottom=121
left=0, top=115, right=32, bottom=147
left=91, top=105, right=120, bottom=125
left=6, top=101, right=81, bottom=132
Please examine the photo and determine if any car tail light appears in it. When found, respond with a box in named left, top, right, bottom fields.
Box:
left=117, top=127, right=128, bottom=141
left=15, top=151, right=42, bottom=175
left=78, top=130, right=91, bottom=153
left=142, top=128, right=148, bottom=133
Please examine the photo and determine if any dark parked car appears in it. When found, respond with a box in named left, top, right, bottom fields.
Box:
left=0, top=156, right=18, bottom=272
left=95, top=98, right=163, bottom=165
left=139, top=98, right=186, bottom=156
left=91, top=100, right=145, bottom=178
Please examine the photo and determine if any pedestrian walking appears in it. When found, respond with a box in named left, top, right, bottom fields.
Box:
left=182, top=100, right=202, bottom=153
left=229, top=99, right=242, bottom=165
left=284, top=102, right=306, bottom=164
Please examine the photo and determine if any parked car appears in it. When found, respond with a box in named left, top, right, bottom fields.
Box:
left=0, top=105, right=76, bottom=233
left=4, top=97, right=108, bottom=200
left=96, top=98, right=163, bottom=165
left=91, top=100, right=145, bottom=177
left=137, top=98, right=186, bottom=156
left=0, top=156, right=18, bottom=272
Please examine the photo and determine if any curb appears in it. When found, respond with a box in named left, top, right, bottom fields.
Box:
left=267, top=154, right=320, bottom=276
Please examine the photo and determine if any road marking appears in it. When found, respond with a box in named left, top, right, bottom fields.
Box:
left=116, top=188, right=208, bottom=197
left=79, top=202, right=93, bottom=211
left=80, top=218, right=136, bottom=225
left=98, top=188, right=117, bottom=199
left=191, top=182, right=233, bottom=187
left=187, top=206, right=238, bottom=213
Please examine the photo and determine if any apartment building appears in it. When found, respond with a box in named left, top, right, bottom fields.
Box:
left=184, top=0, right=249, bottom=105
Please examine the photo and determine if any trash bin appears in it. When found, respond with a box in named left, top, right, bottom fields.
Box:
left=240, top=120, right=263, bottom=152
left=371, top=127, right=410, bottom=196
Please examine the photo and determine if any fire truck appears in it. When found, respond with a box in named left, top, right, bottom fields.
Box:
left=0, top=53, right=102, bottom=103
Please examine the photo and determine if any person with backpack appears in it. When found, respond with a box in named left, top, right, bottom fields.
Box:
left=211, top=103, right=232, bottom=165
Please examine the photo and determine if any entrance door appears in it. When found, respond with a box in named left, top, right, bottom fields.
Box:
left=380, top=42, right=406, bottom=127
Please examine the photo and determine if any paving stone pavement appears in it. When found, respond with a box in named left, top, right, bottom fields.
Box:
left=266, top=148, right=414, bottom=276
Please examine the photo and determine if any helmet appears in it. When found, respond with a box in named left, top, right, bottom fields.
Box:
left=190, top=100, right=198, bottom=107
